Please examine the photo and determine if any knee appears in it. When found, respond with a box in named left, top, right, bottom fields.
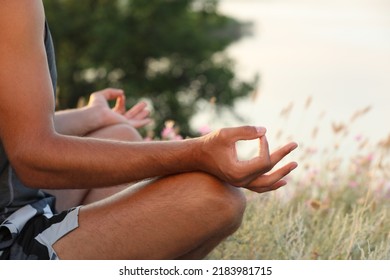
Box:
left=112, top=124, right=143, bottom=141
left=90, top=123, right=143, bottom=142
left=190, top=173, right=247, bottom=234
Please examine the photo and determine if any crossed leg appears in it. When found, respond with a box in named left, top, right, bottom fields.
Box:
left=49, top=124, right=247, bottom=259
left=45, top=123, right=142, bottom=212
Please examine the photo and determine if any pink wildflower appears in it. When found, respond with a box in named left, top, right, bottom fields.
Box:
left=161, top=127, right=175, bottom=139
left=354, top=134, right=363, bottom=142
left=348, top=181, right=358, bottom=188
left=198, top=125, right=212, bottom=136
left=366, top=153, right=374, bottom=162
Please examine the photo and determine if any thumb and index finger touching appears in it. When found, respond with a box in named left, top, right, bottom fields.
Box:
left=96, top=88, right=126, bottom=114
left=229, top=125, right=298, bottom=164
left=222, top=126, right=267, bottom=142
left=226, top=125, right=298, bottom=182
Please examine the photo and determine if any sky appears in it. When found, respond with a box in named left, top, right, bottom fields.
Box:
left=193, top=0, right=390, bottom=160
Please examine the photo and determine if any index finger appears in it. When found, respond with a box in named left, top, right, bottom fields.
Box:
left=236, top=139, right=297, bottom=187
left=221, top=126, right=267, bottom=143
left=242, top=135, right=270, bottom=167
left=99, top=88, right=125, bottom=101
left=235, top=135, right=272, bottom=184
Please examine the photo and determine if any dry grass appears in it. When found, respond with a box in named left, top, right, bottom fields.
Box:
left=208, top=184, right=390, bottom=260
left=207, top=96, right=390, bottom=260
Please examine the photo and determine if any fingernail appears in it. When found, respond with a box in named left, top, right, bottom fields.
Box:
left=290, top=142, right=299, bottom=151
left=256, top=127, right=267, bottom=134
left=280, top=180, right=287, bottom=187
left=290, top=162, right=298, bottom=171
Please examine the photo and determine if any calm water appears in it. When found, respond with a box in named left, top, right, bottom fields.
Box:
left=193, top=0, right=390, bottom=159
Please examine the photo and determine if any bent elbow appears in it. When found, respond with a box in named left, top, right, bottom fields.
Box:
left=7, top=137, right=59, bottom=189
left=8, top=150, right=47, bottom=189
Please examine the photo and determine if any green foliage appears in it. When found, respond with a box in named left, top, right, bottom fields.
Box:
left=43, top=0, right=255, bottom=136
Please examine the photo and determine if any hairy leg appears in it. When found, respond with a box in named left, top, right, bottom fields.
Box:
left=53, top=172, right=246, bottom=260
left=80, top=124, right=143, bottom=205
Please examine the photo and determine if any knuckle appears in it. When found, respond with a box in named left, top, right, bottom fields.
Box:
left=218, top=128, right=228, bottom=139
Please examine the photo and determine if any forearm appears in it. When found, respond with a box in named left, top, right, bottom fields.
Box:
left=14, top=133, right=200, bottom=189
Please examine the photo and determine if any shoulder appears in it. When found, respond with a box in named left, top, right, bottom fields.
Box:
left=0, top=0, right=45, bottom=48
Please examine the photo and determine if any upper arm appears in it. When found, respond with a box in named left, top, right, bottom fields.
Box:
left=0, top=0, right=56, bottom=163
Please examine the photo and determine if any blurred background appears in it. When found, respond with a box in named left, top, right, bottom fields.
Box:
left=214, top=0, right=390, bottom=161
left=44, top=0, right=390, bottom=165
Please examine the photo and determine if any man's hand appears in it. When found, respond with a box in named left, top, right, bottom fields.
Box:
left=197, top=126, right=298, bottom=192
left=87, top=88, right=152, bottom=129
left=244, top=141, right=298, bottom=193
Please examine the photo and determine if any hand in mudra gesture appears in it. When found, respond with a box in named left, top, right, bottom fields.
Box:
left=87, top=88, right=152, bottom=129
left=196, top=126, right=298, bottom=193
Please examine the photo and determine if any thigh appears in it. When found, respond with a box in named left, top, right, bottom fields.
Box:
left=43, top=189, right=89, bottom=213
left=52, top=172, right=246, bottom=260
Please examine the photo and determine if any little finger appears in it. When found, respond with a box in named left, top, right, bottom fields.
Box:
left=245, top=161, right=298, bottom=192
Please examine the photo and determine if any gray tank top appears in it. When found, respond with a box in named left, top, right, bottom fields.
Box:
left=0, top=21, right=57, bottom=223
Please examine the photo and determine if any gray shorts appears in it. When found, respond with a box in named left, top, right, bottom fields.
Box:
left=0, top=198, right=80, bottom=260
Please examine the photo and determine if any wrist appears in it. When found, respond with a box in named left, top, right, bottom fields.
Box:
left=81, top=105, right=106, bottom=134
left=185, top=137, right=204, bottom=172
